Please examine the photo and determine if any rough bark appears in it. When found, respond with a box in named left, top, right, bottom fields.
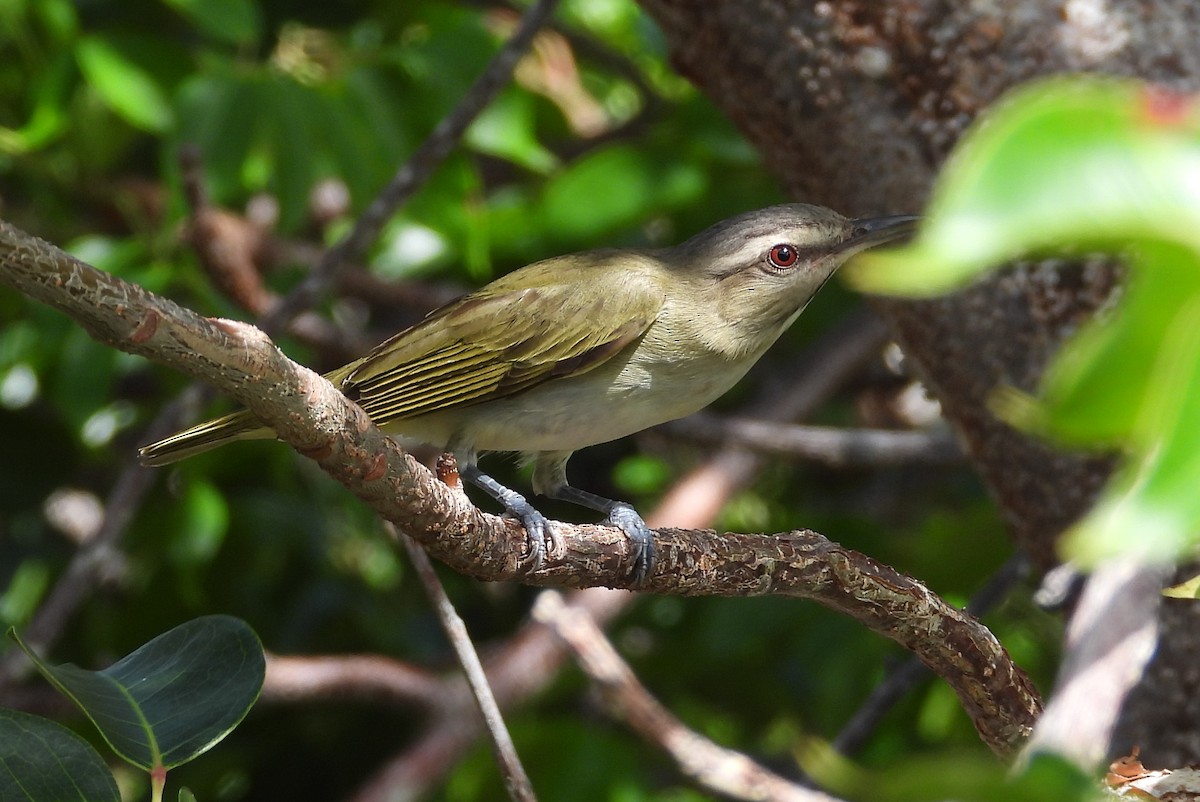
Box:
left=635, top=0, right=1200, bottom=766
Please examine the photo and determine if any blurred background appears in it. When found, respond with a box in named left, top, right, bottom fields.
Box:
left=0, top=0, right=1058, bottom=799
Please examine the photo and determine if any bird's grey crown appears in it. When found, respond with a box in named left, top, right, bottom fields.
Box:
left=670, top=203, right=849, bottom=277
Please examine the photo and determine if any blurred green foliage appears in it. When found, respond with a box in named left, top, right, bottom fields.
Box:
left=0, top=0, right=1049, bottom=799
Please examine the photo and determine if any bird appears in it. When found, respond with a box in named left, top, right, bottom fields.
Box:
left=140, top=204, right=917, bottom=585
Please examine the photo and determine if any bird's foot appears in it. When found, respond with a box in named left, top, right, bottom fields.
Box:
left=605, top=502, right=655, bottom=586
left=461, top=465, right=559, bottom=573
left=508, top=502, right=559, bottom=573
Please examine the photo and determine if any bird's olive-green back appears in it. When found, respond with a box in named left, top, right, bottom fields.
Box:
left=330, top=254, right=666, bottom=422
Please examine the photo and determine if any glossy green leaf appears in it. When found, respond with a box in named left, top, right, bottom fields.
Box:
left=74, top=37, right=173, bottom=132
left=10, top=616, right=264, bottom=770
left=1008, top=240, right=1200, bottom=446
left=0, top=708, right=120, bottom=802
left=1062, top=294, right=1200, bottom=562
left=162, top=0, right=261, bottom=46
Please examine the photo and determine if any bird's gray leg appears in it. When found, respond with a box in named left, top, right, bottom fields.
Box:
left=533, top=452, right=655, bottom=585
left=460, top=464, right=557, bottom=572
left=545, top=485, right=655, bottom=585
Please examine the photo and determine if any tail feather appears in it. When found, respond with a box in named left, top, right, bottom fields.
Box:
left=139, top=410, right=273, bottom=466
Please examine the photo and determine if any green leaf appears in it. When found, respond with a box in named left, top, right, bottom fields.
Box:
left=171, top=480, right=230, bottom=566
left=74, top=36, right=173, bottom=132
left=174, top=73, right=266, bottom=203
left=0, top=53, right=73, bottom=154
left=1011, top=239, right=1200, bottom=446
left=466, top=89, right=558, bottom=174
left=0, top=708, right=120, bottom=802
left=10, top=615, right=264, bottom=771
left=1062, top=294, right=1200, bottom=563
left=1163, top=573, right=1200, bottom=599
left=161, top=0, right=261, bottom=46
left=799, top=737, right=1092, bottom=802
left=540, top=145, right=657, bottom=242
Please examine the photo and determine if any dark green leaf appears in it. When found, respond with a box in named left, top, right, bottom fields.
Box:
left=0, top=708, right=120, bottom=802
left=162, top=0, right=261, bottom=46
left=10, top=615, right=264, bottom=770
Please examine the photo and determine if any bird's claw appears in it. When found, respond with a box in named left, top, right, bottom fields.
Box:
left=605, top=503, right=655, bottom=586
left=514, top=507, right=558, bottom=573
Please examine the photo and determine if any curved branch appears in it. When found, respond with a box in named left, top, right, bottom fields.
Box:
left=0, top=219, right=1040, bottom=755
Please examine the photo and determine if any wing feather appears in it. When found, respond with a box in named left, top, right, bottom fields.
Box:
left=339, top=268, right=663, bottom=422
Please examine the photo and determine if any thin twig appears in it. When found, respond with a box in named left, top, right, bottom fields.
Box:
left=663, top=415, right=962, bottom=467
left=262, top=653, right=444, bottom=707
left=262, top=0, right=561, bottom=330
left=392, top=523, right=537, bottom=802
left=533, top=591, right=843, bottom=802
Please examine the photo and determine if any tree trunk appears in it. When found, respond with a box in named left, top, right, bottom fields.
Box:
left=637, top=0, right=1200, bottom=765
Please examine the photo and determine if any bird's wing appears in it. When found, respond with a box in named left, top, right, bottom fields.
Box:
left=335, top=274, right=663, bottom=422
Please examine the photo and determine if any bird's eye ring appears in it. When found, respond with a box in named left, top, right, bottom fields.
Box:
left=768, top=243, right=799, bottom=269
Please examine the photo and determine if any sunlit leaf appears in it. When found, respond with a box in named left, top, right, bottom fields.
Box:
left=1062, top=296, right=1200, bottom=562
left=74, top=36, right=173, bottom=132
left=1004, top=240, right=1200, bottom=446
left=1163, top=573, right=1200, bottom=599
left=466, top=89, right=558, bottom=174
left=847, top=74, right=1200, bottom=565
left=541, top=145, right=657, bottom=242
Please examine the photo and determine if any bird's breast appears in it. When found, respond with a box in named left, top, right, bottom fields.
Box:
left=384, top=344, right=746, bottom=454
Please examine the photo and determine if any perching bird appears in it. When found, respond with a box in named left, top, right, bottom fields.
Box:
left=140, top=204, right=916, bottom=584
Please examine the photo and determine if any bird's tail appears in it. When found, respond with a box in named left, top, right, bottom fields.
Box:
left=139, top=410, right=273, bottom=466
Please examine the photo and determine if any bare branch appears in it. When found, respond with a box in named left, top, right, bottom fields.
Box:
left=663, top=415, right=963, bottom=468
left=0, top=222, right=1039, bottom=754
left=533, top=591, right=842, bottom=802
left=263, top=654, right=443, bottom=707
left=832, top=554, right=1030, bottom=756
left=1024, top=561, right=1165, bottom=770
left=393, top=521, right=537, bottom=802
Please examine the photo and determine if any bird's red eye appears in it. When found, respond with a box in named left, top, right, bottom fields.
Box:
left=768, top=243, right=798, bottom=268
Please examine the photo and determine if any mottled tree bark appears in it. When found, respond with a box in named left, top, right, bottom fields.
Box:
left=636, top=0, right=1200, bottom=766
